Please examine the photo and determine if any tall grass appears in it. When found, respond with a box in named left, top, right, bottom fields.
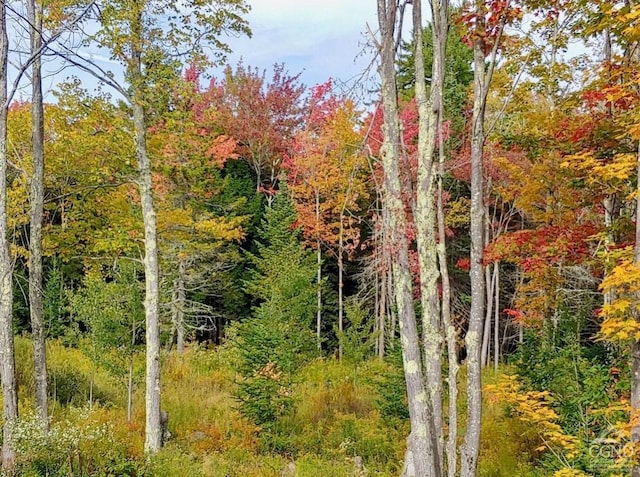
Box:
left=8, top=338, right=550, bottom=476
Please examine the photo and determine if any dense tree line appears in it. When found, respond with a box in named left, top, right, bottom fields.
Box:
left=1, top=0, right=640, bottom=476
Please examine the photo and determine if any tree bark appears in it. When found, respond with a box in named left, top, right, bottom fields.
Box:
left=482, top=263, right=497, bottom=367
left=127, top=354, right=134, bottom=422
left=377, top=264, right=386, bottom=358
left=375, top=1, right=435, bottom=474
left=338, top=216, right=344, bottom=360
left=437, top=104, right=458, bottom=477
left=134, top=95, right=162, bottom=453
left=603, top=29, right=615, bottom=308
left=0, top=2, right=17, bottom=470
left=481, top=209, right=494, bottom=368
left=128, top=24, right=162, bottom=450
left=413, top=0, right=448, bottom=471
left=461, top=6, right=489, bottom=474
left=26, top=0, right=48, bottom=426
left=494, top=263, right=500, bottom=372
left=315, top=189, right=322, bottom=349
left=133, top=97, right=162, bottom=454
left=627, top=4, right=640, bottom=476
left=175, top=259, right=186, bottom=355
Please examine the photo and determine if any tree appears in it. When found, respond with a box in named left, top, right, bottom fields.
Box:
left=66, top=0, right=250, bottom=453
left=373, top=2, right=436, bottom=475
left=0, top=1, right=18, bottom=471
left=69, top=262, right=144, bottom=422
left=459, top=2, right=517, bottom=474
left=150, top=67, right=246, bottom=353
left=207, top=63, right=305, bottom=199
left=287, top=83, right=369, bottom=354
left=412, top=0, right=448, bottom=472
left=26, top=0, right=47, bottom=426
left=234, top=187, right=316, bottom=429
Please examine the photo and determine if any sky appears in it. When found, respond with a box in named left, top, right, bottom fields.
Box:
left=211, top=0, right=377, bottom=96
left=11, top=1, right=382, bottom=103
left=220, top=1, right=379, bottom=89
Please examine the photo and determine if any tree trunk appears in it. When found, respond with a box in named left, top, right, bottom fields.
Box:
left=316, top=240, right=322, bottom=350
left=126, top=7, right=162, bottom=454
left=629, top=5, right=640, bottom=475
left=377, top=264, right=386, bottom=358
left=27, top=0, right=48, bottom=426
left=603, top=29, right=615, bottom=307
left=175, top=259, right=186, bottom=355
left=384, top=204, right=397, bottom=348
left=134, top=97, right=162, bottom=453
left=0, top=3, right=17, bottom=469
left=481, top=263, right=495, bottom=367
left=461, top=9, right=489, bottom=475
left=128, top=49, right=162, bottom=453
left=494, top=263, right=500, bottom=372
left=338, top=216, right=344, bottom=360
left=316, top=190, right=322, bottom=349
left=376, top=1, right=435, bottom=474
left=128, top=283, right=137, bottom=422
left=127, top=354, right=134, bottom=422
left=413, top=0, right=448, bottom=471
left=437, top=99, right=458, bottom=477
left=133, top=96, right=162, bottom=453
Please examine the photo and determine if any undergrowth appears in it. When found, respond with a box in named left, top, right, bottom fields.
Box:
left=4, top=337, right=551, bottom=476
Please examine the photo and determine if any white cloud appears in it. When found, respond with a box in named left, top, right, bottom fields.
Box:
left=221, top=0, right=378, bottom=87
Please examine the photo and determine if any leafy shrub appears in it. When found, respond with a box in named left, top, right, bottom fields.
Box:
left=12, top=406, right=134, bottom=476
left=515, top=329, right=620, bottom=438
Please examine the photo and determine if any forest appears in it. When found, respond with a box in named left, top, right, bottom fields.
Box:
left=0, top=0, right=638, bottom=476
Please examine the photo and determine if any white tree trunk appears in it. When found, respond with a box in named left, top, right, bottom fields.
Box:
left=175, top=259, right=186, bottom=355
left=132, top=96, right=162, bottom=453
left=413, top=0, right=449, bottom=471
left=435, top=46, right=459, bottom=477
left=377, top=265, right=386, bottom=358
left=0, top=3, right=17, bottom=469
left=338, top=217, right=344, bottom=360
left=375, top=1, right=435, bottom=474
left=316, top=190, right=322, bottom=349
left=494, top=263, right=500, bottom=372
left=481, top=207, right=495, bottom=368
left=127, top=354, right=134, bottom=422
left=631, top=138, right=640, bottom=477
left=482, top=263, right=496, bottom=367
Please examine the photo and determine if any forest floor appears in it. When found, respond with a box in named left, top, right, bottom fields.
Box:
left=8, top=337, right=547, bottom=476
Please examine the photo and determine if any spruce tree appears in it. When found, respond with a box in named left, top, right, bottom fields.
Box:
left=233, top=186, right=316, bottom=428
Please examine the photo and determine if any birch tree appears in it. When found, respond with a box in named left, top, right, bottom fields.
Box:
left=0, top=1, right=17, bottom=470
left=629, top=3, right=640, bottom=475
left=0, top=4, right=96, bottom=455
left=412, top=0, right=448, bottom=472
left=57, top=0, right=249, bottom=454
left=461, top=1, right=509, bottom=474
left=373, top=1, right=437, bottom=475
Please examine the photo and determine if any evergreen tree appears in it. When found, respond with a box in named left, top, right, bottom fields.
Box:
left=232, top=186, right=316, bottom=428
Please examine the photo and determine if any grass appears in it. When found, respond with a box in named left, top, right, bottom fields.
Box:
left=7, top=337, right=551, bottom=476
